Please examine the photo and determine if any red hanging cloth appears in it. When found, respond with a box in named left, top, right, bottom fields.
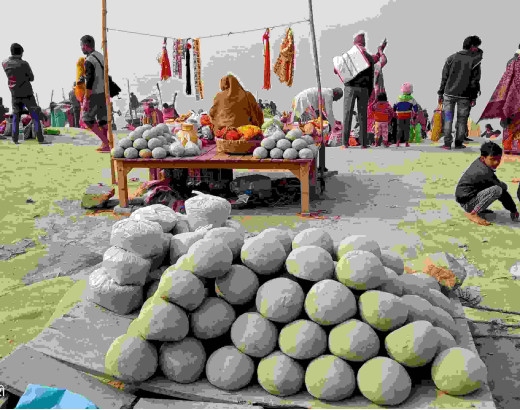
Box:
left=160, top=38, right=172, bottom=81
left=262, top=29, right=271, bottom=90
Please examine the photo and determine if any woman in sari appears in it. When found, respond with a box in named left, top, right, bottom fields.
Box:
left=367, top=53, right=388, bottom=146
left=209, top=74, right=263, bottom=131
left=479, top=45, right=520, bottom=154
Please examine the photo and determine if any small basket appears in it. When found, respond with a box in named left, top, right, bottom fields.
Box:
left=216, top=138, right=261, bottom=154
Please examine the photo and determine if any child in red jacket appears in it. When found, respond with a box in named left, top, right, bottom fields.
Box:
left=371, top=92, right=394, bottom=147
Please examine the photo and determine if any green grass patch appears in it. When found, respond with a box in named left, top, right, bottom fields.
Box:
left=232, top=215, right=304, bottom=232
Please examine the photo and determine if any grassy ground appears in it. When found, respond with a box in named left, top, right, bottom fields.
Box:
left=1, top=134, right=519, bottom=363
left=349, top=144, right=520, bottom=332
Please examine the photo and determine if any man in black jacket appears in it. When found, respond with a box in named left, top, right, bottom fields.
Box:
left=342, top=33, right=386, bottom=148
left=455, top=141, right=518, bottom=225
left=2, top=43, right=50, bottom=144
left=438, top=36, right=483, bottom=150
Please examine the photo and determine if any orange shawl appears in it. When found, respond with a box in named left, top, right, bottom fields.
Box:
left=273, top=28, right=295, bottom=87
left=209, top=75, right=264, bottom=130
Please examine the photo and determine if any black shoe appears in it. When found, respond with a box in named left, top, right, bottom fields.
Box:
left=454, top=145, right=467, bottom=149
left=38, top=141, right=51, bottom=145
left=464, top=138, right=473, bottom=142
left=479, top=209, right=494, bottom=214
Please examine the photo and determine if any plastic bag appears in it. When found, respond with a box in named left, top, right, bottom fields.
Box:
left=16, top=384, right=97, bottom=409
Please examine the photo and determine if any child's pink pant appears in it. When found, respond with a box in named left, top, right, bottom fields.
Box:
left=374, top=121, right=389, bottom=143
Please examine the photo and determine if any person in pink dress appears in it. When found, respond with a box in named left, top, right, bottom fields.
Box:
left=371, top=92, right=394, bottom=147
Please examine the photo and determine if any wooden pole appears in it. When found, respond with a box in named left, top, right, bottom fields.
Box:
left=156, top=83, right=163, bottom=107
left=307, top=0, right=325, bottom=191
left=102, top=0, right=116, bottom=184
left=50, top=90, right=54, bottom=104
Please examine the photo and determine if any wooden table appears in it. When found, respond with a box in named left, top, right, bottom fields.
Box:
left=114, top=145, right=316, bottom=214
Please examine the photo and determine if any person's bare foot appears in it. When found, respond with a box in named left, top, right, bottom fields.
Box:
left=465, top=212, right=491, bottom=226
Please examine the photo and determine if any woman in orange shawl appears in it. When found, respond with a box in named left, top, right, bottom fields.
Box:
left=209, top=74, right=264, bottom=131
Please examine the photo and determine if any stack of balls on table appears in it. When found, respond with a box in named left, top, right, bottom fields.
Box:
left=87, top=201, right=488, bottom=406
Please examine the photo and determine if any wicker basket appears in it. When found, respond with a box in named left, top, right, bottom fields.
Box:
left=216, top=138, right=261, bottom=154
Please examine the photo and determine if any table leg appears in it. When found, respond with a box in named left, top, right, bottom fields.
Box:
left=115, top=161, right=129, bottom=208
left=300, top=163, right=311, bottom=214
left=110, top=157, right=117, bottom=185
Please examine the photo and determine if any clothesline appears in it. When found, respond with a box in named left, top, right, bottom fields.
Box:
left=106, top=19, right=309, bottom=41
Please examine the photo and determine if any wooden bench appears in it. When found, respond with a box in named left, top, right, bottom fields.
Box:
left=114, top=145, right=317, bottom=214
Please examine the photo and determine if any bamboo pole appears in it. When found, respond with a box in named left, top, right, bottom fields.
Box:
left=156, top=83, right=163, bottom=107
left=307, top=0, right=325, bottom=190
left=50, top=90, right=54, bottom=104
left=102, top=0, right=116, bottom=184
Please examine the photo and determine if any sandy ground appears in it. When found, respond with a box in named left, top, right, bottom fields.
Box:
left=17, top=130, right=520, bottom=408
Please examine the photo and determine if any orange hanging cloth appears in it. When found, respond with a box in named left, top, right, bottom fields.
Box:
left=160, top=38, right=172, bottom=81
left=274, top=28, right=295, bottom=87
left=262, top=29, right=271, bottom=90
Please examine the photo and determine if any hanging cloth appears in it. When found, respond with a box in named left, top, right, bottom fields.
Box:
left=193, top=38, right=204, bottom=100
left=185, top=41, right=192, bottom=95
left=273, top=28, right=295, bottom=87
left=160, top=38, right=172, bottom=81
left=172, top=40, right=178, bottom=78
left=176, top=39, right=183, bottom=79
left=262, top=29, right=271, bottom=90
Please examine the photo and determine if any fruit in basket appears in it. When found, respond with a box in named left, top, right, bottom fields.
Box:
left=276, top=139, right=292, bottom=151
left=359, top=290, right=409, bottom=332
left=253, top=146, right=268, bottom=159
left=286, top=246, right=334, bottom=282
left=282, top=148, right=298, bottom=159
left=305, top=355, right=356, bottom=401
left=159, top=337, right=206, bottom=383
left=139, top=148, right=153, bottom=159
left=241, top=236, right=286, bottom=275
left=256, top=277, right=305, bottom=323
left=357, top=357, right=412, bottom=405
left=336, top=251, right=385, bottom=290
left=380, top=250, right=405, bottom=275
left=206, top=346, right=255, bottom=391
left=279, top=319, right=327, bottom=360
left=147, top=137, right=163, bottom=150
left=260, top=138, right=276, bottom=150
left=286, top=128, right=303, bottom=141
left=270, top=147, right=284, bottom=159
left=257, top=351, right=305, bottom=396
left=298, top=148, right=314, bottom=159
left=156, top=268, right=205, bottom=311
left=329, top=319, right=380, bottom=362
left=293, top=228, right=334, bottom=255
left=431, top=347, right=487, bottom=395
left=112, top=146, right=125, bottom=158
left=385, top=321, right=440, bottom=367
left=123, top=147, right=138, bottom=159
left=127, top=297, right=190, bottom=342
left=184, top=238, right=233, bottom=279
left=337, top=235, right=382, bottom=259
left=191, top=297, right=236, bottom=339
left=170, top=142, right=185, bottom=157
left=215, top=265, right=259, bottom=306
left=105, top=334, right=158, bottom=383
left=152, top=147, right=167, bottom=159
left=292, top=139, right=308, bottom=151
left=118, top=137, right=133, bottom=149
left=133, top=138, right=148, bottom=150
left=256, top=228, right=293, bottom=255
left=305, top=280, right=357, bottom=325
left=231, top=312, right=278, bottom=358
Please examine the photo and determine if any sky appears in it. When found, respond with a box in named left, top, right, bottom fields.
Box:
left=1, top=0, right=518, bottom=130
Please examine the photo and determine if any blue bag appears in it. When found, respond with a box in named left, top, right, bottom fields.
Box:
left=15, top=384, right=98, bottom=409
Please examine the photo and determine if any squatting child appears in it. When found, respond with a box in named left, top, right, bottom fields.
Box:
left=393, top=82, right=418, bottom=147
left=371, top=92, right=394, bottom=147
left=455, top=141, right=519, bottom=226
